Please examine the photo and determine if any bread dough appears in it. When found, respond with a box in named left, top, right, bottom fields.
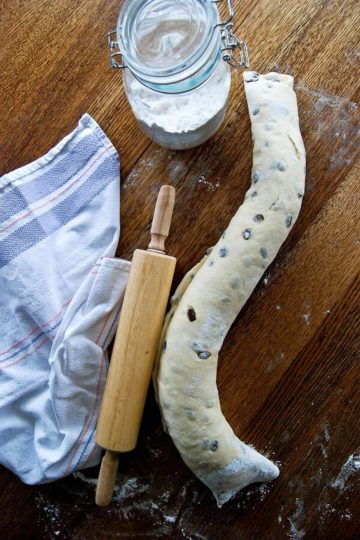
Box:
left=156, top=71, right=306, bottom=506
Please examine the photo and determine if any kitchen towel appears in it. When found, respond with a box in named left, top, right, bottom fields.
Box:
left=0, top=114, right=130, bottom=484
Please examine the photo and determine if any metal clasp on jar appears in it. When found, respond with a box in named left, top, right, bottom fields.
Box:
left=107, top=1, right=249, bottom=70
left=212, top=0, right=250, bottom=68
left=107, top=30, right=125, bottom=69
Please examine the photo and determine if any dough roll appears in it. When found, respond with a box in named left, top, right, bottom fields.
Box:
left=156, top=72, right=306, bottom=507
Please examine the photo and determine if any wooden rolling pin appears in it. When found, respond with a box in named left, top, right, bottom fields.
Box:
left=95, top=185, right=176, bottom=507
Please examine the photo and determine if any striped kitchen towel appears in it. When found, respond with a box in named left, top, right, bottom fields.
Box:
left=0, top=114, right=130, bottom=484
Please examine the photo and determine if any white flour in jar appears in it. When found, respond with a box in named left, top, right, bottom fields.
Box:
left=124, top=59, right=231, bottom=149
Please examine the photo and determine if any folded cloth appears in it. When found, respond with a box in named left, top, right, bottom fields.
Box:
left=0, top=114, right=130, bottom=484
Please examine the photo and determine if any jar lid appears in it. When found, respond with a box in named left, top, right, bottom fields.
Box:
left=116, top=0, right=219, bottom=79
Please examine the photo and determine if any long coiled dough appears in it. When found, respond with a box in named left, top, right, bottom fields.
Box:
left=156, top=72, right=306, bottom=507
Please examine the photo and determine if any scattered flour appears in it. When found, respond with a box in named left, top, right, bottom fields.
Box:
left=123, top=168, right=140, bottom=189
left=344, top=49, right=360, bottom=66
left=35, top=493, right=69, bottom=538
left=296, top=83, right=356, bottom=110
left=319, top=502, right=337, bottom=525
left=331, top=452, right=360, bottom=491
left=320, top=444, right=327, bottom=459
left=296, top=81, right=359, bottom=171
left=262, top=270, right=271, bottom=287
left=288, top=498, right=306, bottom=540
left=123, top=148, right=167, bottom=189
left=266, top=351, right=286, bottom=373
left=113, top=476, right=150, bottom=500
left=196, top=175, right=221, bottom=191
left=340, top=509, right=353, bottom=521
left=106, top=471, right=192, bottom=534
left=72, top=471, right=98, bottom=486
left=301, top=301, right=312, bottom=326
left=258, top=482, right=271, bottom=501
left=169, top=158, right=186, bottom=182
left=42, top=503, right=61, bottom=523
left=275, top=352, right=286, bottom=363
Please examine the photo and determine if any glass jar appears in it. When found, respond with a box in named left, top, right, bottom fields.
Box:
left=108, top=0, right=249, bottom=150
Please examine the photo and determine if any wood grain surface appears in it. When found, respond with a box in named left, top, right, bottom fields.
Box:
left=0, top=0, right=359, bottom=539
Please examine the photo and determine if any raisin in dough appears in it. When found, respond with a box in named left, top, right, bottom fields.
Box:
left=156, top=72, right=306, bottom=507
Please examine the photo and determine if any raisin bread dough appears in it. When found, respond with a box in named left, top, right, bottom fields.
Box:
left=156, top=72, right=306, bottom=507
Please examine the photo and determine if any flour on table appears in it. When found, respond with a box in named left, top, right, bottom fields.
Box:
left=113, top=477, right=149, bottom=500
left=288, top=498, right=306, bottom=540
left=296, top=81, right=359, bottom=172
left=320, top=443, right=328, bottom=459
left=123, top=168, right=140, bottom=189
left=73, top=471, right=98, bottom=486
left=196, top=175, right=221, bottom=191
left=262, top=270, right=271, bottom=286
left=344, top=49, right=360, bottom=66
left=331, top=451, right=360, bottom=491
left=123, top=148, right=167, bottom=189
left=35, top=492, right=70, bottom=539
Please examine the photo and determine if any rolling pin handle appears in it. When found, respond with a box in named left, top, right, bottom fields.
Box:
left=148, top=185, right=175, bottom=253
left=95, top=450, right=119, bottom=507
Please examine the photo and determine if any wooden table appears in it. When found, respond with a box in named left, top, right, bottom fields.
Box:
left=0, top=0, right=359, bottom=538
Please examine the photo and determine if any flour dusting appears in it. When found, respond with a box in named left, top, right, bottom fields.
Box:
left=123, top=168, right=139, bottom=188
left=113, top=476, right=149, bottom=500
left=73, top=471, right=98, bottom=486
left=169, top=158, right=186, bottom=182
left=345, top=49, right=360, bottom=66
left=296, top=83, right=356, bottom=110
left=123, top=148, right=167, bottom=189
left=340, top=509, right=353, bottom=521
left=288, top=498, right=305, bottom=540
left=196, top=175, right=221, bottom=191
left=320, top=444, right=327, bottom=459
left=296, top=81, right=359, bottom=172
left=72, top=465, right=190, bottom=535
left=258, top=482, right=272, bottom=501
left=35, top=492, right=70, bottom=538
left=331, top=452, right=360, bottom=491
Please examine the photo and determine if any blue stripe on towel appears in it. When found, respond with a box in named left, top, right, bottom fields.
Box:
left=74, top=425, right=97, bottom=471
left=0, top=320, right=61, bottom=363
left=0, top=134, right=101, bottom=224
left=0, top=155, right=117, bottom=269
